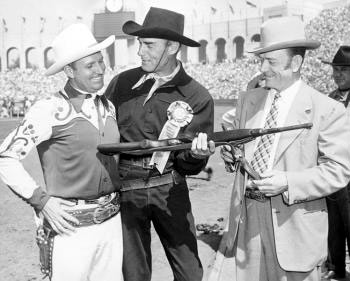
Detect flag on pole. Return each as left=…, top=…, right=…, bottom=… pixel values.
left=210, top=6, right=217, bottom=14
left=2, top=18, right=8, bottom=32
left=229, top=4, right=234, bottom=15
left=40, top=17, right=46, bottom=33
left=246, top=1, right=257, bottom=8
left=22, top=16, right=26, bottom=24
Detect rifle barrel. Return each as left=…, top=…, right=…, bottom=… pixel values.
left=97, top=122, right=313, bottom=155
left=250, top=123, right=313, bottom=137
left=210, top=122, right=312, bottom=143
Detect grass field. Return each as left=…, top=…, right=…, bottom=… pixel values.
left=0, top=105, right=235, bottom=281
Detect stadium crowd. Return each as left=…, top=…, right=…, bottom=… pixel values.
left=0, top=4, right=349, bottom=117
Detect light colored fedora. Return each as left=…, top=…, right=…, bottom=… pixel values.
left=45, top=23, right=115, bottom=76
left=249, top=17, right=320, bottom=54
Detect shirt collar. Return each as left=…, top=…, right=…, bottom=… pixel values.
left=132, top=61, right=181, bottom=90
left=270, top=79, right=301, bottom=98
left=337, top=89, right=350, bottom=100
left=158, top=62, right=181, bottom=82
left=267, top=79, right=301, bottom=106
left=62, top=82, right=109, bottom=112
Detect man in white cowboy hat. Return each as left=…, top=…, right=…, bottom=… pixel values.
left=105, top=6, right=215, bottom=281
left=321, top=45, right=350, bottom=280
left=218, top=16, right=350, bottom=280
left=0, top=23, right=123, bottom=281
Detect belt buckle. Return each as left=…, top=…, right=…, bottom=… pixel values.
left=245, top=189, right=268, bottom=203
left=93, top=207, right=106, bottom=224
left=93, top=201, right=120, bottom=224
left=97, top=194, right=113, bottom=205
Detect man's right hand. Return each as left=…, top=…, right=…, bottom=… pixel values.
left=40, top=197, right=80, bottom=235
left=220, top=145, right=244, bottom=173
left=220, top=145, right=234, bottom=163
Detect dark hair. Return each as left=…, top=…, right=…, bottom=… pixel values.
left=67, top=62, right=76, bottom=70
left=287, top=47, right=306, bottom=60
left=284, top=47, right=306, bottom=70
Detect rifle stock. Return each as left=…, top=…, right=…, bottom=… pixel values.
left=98, top=123, right=312, bottom=156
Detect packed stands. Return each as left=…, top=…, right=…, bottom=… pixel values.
left=0, top=5, right=349, bottom=117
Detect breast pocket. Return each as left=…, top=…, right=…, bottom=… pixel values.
left=117, top=100, right=136, bottom=127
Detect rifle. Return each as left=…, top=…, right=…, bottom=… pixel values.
left=98, top=123, right=312, bottom=156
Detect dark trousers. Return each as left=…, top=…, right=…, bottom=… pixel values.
left=326, top=187, right=350, bottom=275
left=120, top=180, right=203, bottom=281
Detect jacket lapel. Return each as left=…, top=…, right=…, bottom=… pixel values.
left=273, top=81, right=312, bottom=165
left=244, top=88, right=269, bottom=162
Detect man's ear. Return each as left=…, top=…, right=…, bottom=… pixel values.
left=291, top=55, right=303, bottom=73
left=63, top=65, right=74, bottom=78
left=167, top=41, right=180, bottom=55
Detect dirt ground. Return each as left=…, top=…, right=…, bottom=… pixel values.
left=1, top=106, right=349, bottom=281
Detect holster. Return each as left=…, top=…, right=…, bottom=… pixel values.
left=36, top=224, right=56, bottom=279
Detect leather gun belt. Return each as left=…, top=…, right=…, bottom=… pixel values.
left=121, top=172, right=174, bottom=192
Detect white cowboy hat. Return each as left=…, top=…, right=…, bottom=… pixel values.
left=248, top=17, right=320, bottom=54
left=45, top=23, right=115, bottom=76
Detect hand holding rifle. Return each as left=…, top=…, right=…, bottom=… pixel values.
left=98, top=123, right=312, bottom=157
left=98, top=123, right=312, bottom=195
left=190, top=132, right=216, bottom=159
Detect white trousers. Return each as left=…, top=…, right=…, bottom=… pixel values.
left=51, top=213, right=123, bottom=281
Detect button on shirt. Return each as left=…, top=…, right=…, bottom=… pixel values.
left=0, top=82, right=121, bottom=211
left=253, top=80, right=301, bottom=170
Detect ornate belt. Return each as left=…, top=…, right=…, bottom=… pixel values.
left=65, top=193, right=120, bottom=227
left=245, top=189, right=268, bottom=202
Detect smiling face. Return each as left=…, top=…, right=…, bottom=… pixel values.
left=332, top=65, right=350, bottom=90
left=137, top=37, right=177, bottom=76
left=258, top=49, right=296, bottom=92
left=67, top=51, right=106, bottom=93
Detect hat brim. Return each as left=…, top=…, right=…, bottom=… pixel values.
left=321, top=60, right=350, bottom=66
left=122, top=21, right=200, bottom=47
left=248, top=39, right=320, bottom=54
left=45, top=35, right=115, bottom=76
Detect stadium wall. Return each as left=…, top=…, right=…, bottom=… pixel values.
left=0, top=0, right=343, bottom=71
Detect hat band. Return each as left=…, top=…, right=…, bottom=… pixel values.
left=259, top=38, right=307, bottom=48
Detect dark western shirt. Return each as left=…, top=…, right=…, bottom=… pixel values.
left=105, top=64, right=214, bottom=176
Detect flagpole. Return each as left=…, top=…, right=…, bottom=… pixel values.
left=227, top=1, right=230, bottom=39
left=39, top=17, right=42, bottom=47
left=245, top=2, right=248, bottom=38
left=21, top=17, right=25, bottom=69
left=1, top=20, right=4, bottom=71
left=58, top=17, right=63, bottom=32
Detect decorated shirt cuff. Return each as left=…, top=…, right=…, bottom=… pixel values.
left=186, top=150, right=207, bottom=162
left=26, top=187, right=50, bottom=211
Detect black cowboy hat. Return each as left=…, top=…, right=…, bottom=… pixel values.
left=122, top=7, right=200, bottom=47
left=322, top=46, right=350, bottom=66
